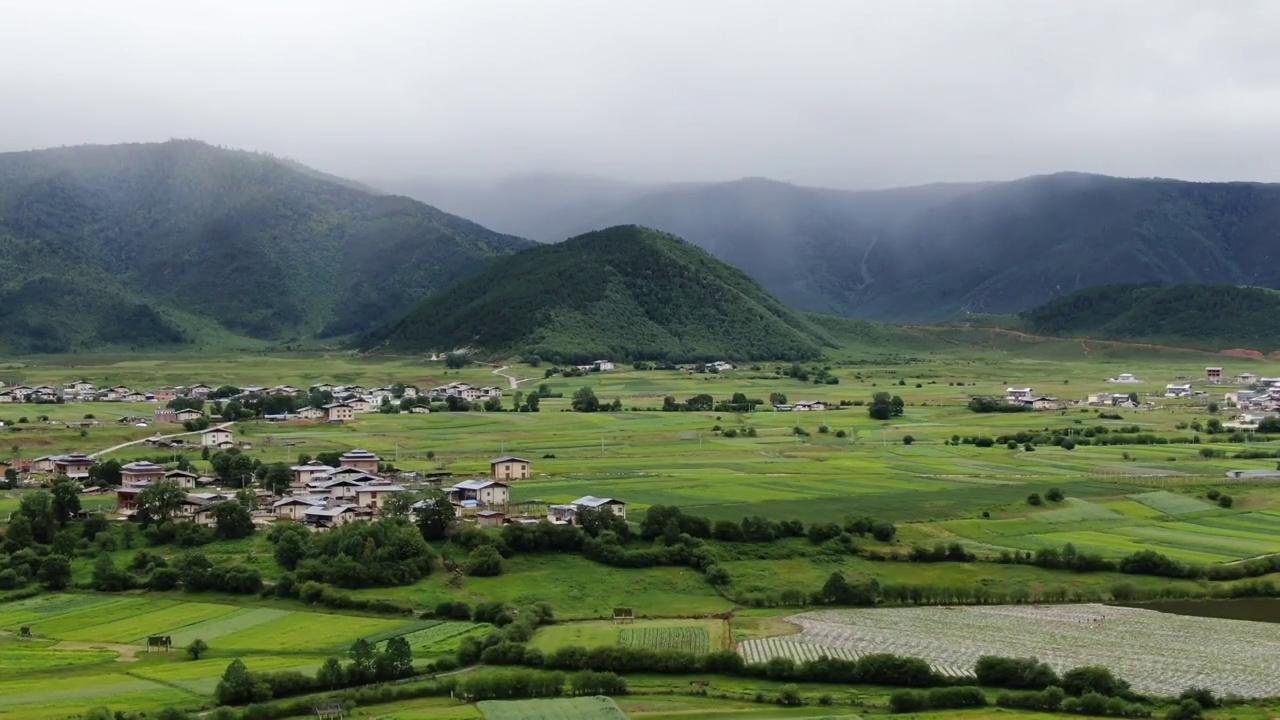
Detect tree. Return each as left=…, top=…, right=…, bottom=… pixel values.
left=1207, top=401, right=1220, bottom=414
left=262, top=463, right=292, bottom=496
left=186, top=638, right=209, bottom=660
left=215, top=658, right=268, bottom=705
left=769, top=392, right=788, bottom=405
left=91, top=553, right=129, bottom=592
left=1046, top=488, right=1065, bottom=502
left=1167, top=699, right=1203, bottom=720
left=466, top=545, right=503, bottom=576
left=571, top=386, right=600, bottom=412
left=17, top=491, right=56, bottom=544
left=212, top=502, right=255, bottom=540
left=347, top=638, right=377, bottom=684
left=1027, top=493, right=1043, bottom=506
left=87, top=458, right=122, bottom=487
left=414, top=491, right=454, bottom=541
left=526, top=394, right=541, bottom=412
left=382, top=492, right=414, bottom=518
left=445, top=353, right=468, bottom=369
left=234, top=488, right=257, bottom=510
left=317, top=657, right=345, bottom=689
left=868, top=392, right=901, bottom=420
left=210, top=450, right=254, bottom=487
left=902, top=435, right=915, bottom=445
left=382, top=636, right=414, bottom=679
left=37, top=554, right=72, bottom=590
left=137, top=480, right=187, bottom=524
left=2, top=468, right=16, bottom=486
left=1217, top=494, right=1234, bottom=508
left=4, top=514, right=34, bottom=551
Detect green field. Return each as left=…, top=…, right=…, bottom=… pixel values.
left=531, top=619, right=728, bottom=653
left=0, top=594, right=417, bottom=653
left=620, top=625, right=713, bottom=654
left=478, top=696, right=628, bottom=720
left=5, top=344, right=1280, bottom=716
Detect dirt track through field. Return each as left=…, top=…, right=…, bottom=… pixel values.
left=52, top=640, right=140, bottom=662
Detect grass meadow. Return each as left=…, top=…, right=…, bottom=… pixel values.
left=5, top=337, right=1280, bottom=715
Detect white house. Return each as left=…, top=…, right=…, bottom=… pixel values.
left=592, top=360, right=615, bottom=371
left=793, top=400, right=827, bottom=411
left=549, top=496, right=627, bottom=524
left=1165, top=383, right=1193, bottom=398
left=1006, top=388, right=1034, bottom=402
left=200, top=428, right=233, bottom=447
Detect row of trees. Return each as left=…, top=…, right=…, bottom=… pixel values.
left=215, top=636, right=416, bottom=706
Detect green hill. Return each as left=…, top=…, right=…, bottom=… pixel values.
left=1021, top=283, right=1280, bottom=351
left=365, top=225, right=833, bottom=362
left=405, top=173, right=1280, bottom=321
left=0, top=140, right=532, bottom=353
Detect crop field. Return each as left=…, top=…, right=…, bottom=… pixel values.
left=478, top=696, right=628, bottom=720
left=129, top=654, right=329, bottom=694
left=620, top=625, right=712, bottom=654
left=389, top=621, right=489, bottom=656
left=0, top=672, right=197, bottom=719
left=0, top=594, right=419, bottom=653
left=532, top=619, right=728, bottom=652
left=0, top=643, right=116, bottom=675
left=740, top=605, right=1280, bottom=697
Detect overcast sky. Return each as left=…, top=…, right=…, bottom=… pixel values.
left=3, top=0, right=1279, bottom=188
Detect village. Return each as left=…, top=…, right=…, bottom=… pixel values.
left=996, top=366, right=1280, bottom=426
left=0, top=378, right=511, bottom=424
left=13, top=446, right=625, bottom=534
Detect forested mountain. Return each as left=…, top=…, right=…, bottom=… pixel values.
left=396, top=172, right=1280, bottom=321
left=1021, top=283, right=1280, bottom=351
left=364, top=225, right=833, bottom=362
left=0, top=140, right=532, bottom=353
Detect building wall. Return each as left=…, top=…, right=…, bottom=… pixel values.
left=492, top=461, right=530, bottom=480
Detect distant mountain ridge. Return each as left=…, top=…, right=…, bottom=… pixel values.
left=365, top=225, right=833, bottom=362
left=0, top=140, right=533, bottom=352
left=391, top=172, right=1280, bottom=321
left=1020, top=282, right=1280, bottom=352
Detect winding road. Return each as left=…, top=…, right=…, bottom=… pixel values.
left=491, top=365, right=533, bottom=390
left=90, top=421, right=236, bottom=459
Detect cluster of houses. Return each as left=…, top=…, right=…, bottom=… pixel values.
left=1004, top=388, right=1064, bottom=411
left=773, top=400, right=828, bottom=412
left=0, top=379, right=431, bottom=412
left=424, top=383, right=504, bottom=402
left=61, top=447, right=628, bottom=532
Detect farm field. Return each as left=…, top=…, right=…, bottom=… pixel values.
left=0, top=594, right=419, bottom=653
left=352, top=554, right=734, bottom=619
left=738, top=604, right=1280, bottom=697
left=531, top=618, right=728, bottom=653
left=478, top=696, right=629, bottom=720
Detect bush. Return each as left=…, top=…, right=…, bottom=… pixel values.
left=1027, top=493, right=1043, bottom=506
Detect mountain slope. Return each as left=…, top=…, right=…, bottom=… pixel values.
left=366, top=225, right=832, bottom=362
left=0, top=140, right=532, bottom=352
left=1020, top=282, right=1280, bottom=351
left=396, top=172, right=1280, bottom=321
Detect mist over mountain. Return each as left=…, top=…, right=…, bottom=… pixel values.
left=0, top=140, right=532, bottom=353
left=393, top=172, right=1280, bottom=320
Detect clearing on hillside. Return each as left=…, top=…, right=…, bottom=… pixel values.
left=737, top=604, right=1280, bottom=697
left=478, top=696, right=627, bottom=720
